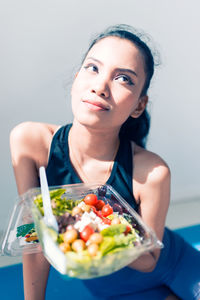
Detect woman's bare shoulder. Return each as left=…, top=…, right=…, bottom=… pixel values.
left=10, top=121, right=59, bottom=137
left=133, top=143, right=171, bottom=185
left=10, top=121, right=60, bottom=146
left=10, top=122, right=60, bottom=166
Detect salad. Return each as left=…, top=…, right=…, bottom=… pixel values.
left=31, top=184, right=160, bottom=279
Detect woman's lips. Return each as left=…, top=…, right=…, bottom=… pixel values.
left=82, top=100, right=109, bottom=111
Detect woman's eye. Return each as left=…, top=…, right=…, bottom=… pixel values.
left=84, top=64, right=98, bottom=73
left=115, top=75, right=134, bottom=85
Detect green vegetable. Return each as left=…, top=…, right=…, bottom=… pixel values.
left=100, top=233, right=136, bottom=256
left=66, top=250, right=92, bottom=264
left=100, top=223, right=137, bottom=256
left=57, top=234, right=64, bottom=244
left=99, top=236, right=116, bottom=255
left=34, top=188, right=81, bottom=216
left=101, top=224, right=127, bottom=237
left=17, top=223, right=35, bottom=237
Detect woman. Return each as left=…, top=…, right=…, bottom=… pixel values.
left=10, top=25, right=200, bottom=300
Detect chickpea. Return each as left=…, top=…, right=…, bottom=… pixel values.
left=72, top=206, right=83, bottom=216
left=111, top=217, right=121, bottom=225
left=88, top=243, right=99, bottom=257
left=59, top=242, right=71, bottom=253
left=66, top=224, right=74, bottom=231
left=88, top=233, right=103, bottom=244
left=81, top=204, right=91, bottom=212
left=63, top=229, right=78, bottom=244
left=71, top=239, right=86, bottom=252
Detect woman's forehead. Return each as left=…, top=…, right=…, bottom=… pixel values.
left=85, top=36, right=145, bottom=73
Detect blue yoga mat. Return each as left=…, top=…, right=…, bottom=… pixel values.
left=0, top=263, right=94, bottom=300
left=174, top=224, right=200, bottom=250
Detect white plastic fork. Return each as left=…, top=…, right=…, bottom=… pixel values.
left=39, top=166, right=58, bottom=232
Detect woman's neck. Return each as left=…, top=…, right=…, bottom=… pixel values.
left=69, top=121, right=120, bottom=161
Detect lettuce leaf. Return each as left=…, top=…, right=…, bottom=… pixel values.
left=100, top=233, right=136, bottom=256
left=34, top=188, right=81, bottom=216
left=101, top=224, right=127, bottom=237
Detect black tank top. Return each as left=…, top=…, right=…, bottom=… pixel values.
left=46, top=124, right=138, bottom=211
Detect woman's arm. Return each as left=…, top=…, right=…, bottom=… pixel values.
left=10, top=122, right=58, bottom=194
left=10, top=121, right=58, bottom=300
left=129, top=145, right=171, bottom=272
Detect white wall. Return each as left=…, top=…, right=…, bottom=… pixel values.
left=1, top=0, right=200, bottom=233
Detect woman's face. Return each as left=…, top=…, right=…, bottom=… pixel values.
left=71, top=36, right=147, bottom=132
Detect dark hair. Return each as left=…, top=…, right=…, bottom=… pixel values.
left=83, top=24, right=156, bottom=148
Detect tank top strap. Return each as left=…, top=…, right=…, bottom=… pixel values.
left=107, top=136, right=138, bottom=211
left=46, top=124, right=80, bottom=186
left=47, top=123, right=72, bottom=166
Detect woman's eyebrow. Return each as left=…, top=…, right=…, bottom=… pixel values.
left=116, top=68, right=138, bottom=77
left=86, top=57, right=103, bottom=65
left=86, top=56, right=138, bottom=77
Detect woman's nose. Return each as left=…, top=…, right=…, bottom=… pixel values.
left=91, top=77, right=110, bottom=98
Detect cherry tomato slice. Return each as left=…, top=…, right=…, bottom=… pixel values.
left=125, top=225, right=131, bottom=235
left=80, top=225, right=94, bottom=242
left=96, top=210, right=103, bottom=218
left=90, top=206, right=98, bottom=214
left=84, top=194, right=98, bottom=206
left=101, top=217, right=111, bottom=225
left=95, top=200, right=105, bottom=210
left=101, top=204, right=113, bottom=217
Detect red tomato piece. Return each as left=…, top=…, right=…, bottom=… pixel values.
left=125, top=225, right=131, bottom=235
left=90, top=206, right=97, bottom=214
left=101, top=204, right=113, bottom=217
left=101, top=217, right=111, bottom=225
left=84, top=194, right=98, bottom=206
left=80, top=225, right=94, bottom=242
left=96, top=210, right=103, bottom=218
left=95, top=200, right=105, bottom=210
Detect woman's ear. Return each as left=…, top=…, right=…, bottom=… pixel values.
left=131, top=95, right=148, bottom=118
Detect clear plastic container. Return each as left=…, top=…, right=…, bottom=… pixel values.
left=1, top=188, right=42, bottom=256
left=1, top=183, right=163, bottom=279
